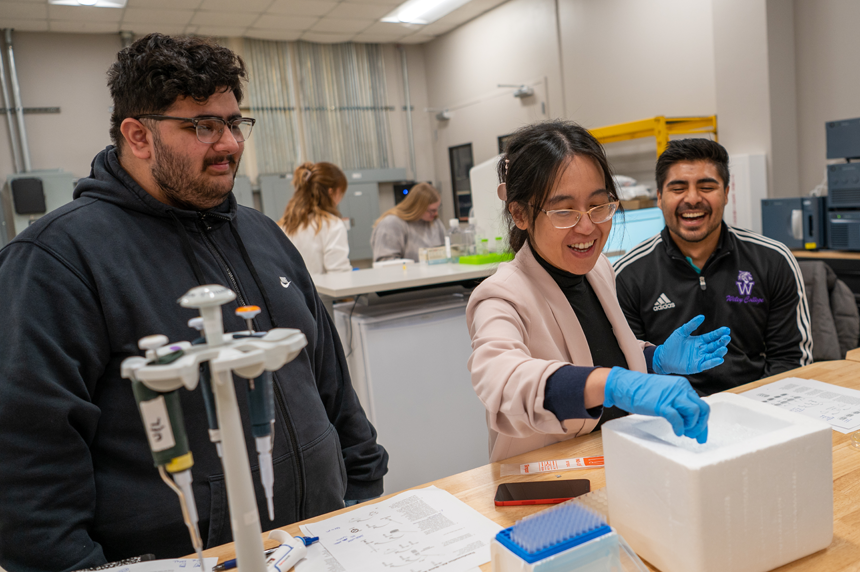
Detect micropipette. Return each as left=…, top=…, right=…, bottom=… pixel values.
left=189, top=317, right=223, bottom=458
left=235, top=305, right=277, bottom=521
left=132, top=334, right=205, bottom=569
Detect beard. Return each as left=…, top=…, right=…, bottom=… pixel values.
left=150, top=130, right=240, bottom=211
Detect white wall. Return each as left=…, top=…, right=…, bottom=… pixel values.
left=795, top=0, right=860, bottom=195
left=0, top=32, right=120, bottom=182
left=559, top=0, right=716, bottom=186
left=421, top=0, right=717, bottom=199
left=422, top=0, right=564, bottom=223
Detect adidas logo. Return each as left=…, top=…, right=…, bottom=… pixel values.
left=653, top=293, right=675, bottom=311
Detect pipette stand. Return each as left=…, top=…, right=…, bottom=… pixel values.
left=121, top=285, right=307, bottom=572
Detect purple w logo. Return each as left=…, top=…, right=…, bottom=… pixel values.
left=736, top=271, right=755, bottom=295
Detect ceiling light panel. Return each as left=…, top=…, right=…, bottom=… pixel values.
left=48, top=0, right=127, bottom=7
left=381, top=0, right=472, bottom=25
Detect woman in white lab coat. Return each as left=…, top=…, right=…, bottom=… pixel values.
left=279, top=162, right=352, bottom=275
left=370, top=182, right=447, bottom=262
left=466, top=120, right=731, bottom=461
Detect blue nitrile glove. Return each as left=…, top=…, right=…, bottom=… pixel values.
left=604, top=367, right=709, bottom=443
left=652, top=315, right=731, bottom=375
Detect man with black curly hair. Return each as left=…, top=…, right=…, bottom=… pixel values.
left=0, top=34, right=388, bottom=572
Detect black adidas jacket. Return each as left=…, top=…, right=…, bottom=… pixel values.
left=0, top=147, right=388, bottom=572
left=614, top=223, right=812, bottom=395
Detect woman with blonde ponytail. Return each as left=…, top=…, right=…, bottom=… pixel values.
left=278, top=162, right=352, bottom=274
left=370, top=182, right=446, bottom=262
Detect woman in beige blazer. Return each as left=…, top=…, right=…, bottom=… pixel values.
left=466, top=121, right=731, bottom=462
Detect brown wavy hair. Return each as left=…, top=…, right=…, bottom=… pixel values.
left=278, top=162, right=347, bottom=235
left=374, top=183, right=440, bottom=227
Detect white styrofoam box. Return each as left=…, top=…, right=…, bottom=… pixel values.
left=602, top=393, right=833, bottom=572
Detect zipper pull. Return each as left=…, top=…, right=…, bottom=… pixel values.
left=197, top=213, right=212, bottom=231
left=699, top=276, right=706, bottom=291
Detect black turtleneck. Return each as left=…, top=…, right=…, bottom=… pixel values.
left=533, top=246, right=639, bottom=425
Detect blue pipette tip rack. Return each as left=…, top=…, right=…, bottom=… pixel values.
left=491, top=501, right=649, bottom=572
left=496, top=503, right=610, bottom=563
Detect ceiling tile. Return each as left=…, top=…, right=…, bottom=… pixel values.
left=360, top=21, right=418, bottom=35
left=121, top=8, right=194, bottom=24
left=311, top=18, right=372, bottom=33
left=48, top=5, right=123, bottom=22
left=300, top=31, right=353, bottom=43
left=418, top=21, right=457, bottom=36
left=190, top=11, right=258, bottom=26
left=397, top=33, right=437, bottom=44
left=198, top=0, right=273, bottom=12
left=49, top=20, right=121, bottom=32
left=326, top=2, right=392, bottom=20
left=192, top=25, right=250, bottom=36
left=0, top=2, right=47, bottom=19
left=352, top=33, right=407, bottom=43
left=126, top=0, right=202, bottom=8
left=252, top=14, right=318, bottom=31
left=244, top=28, right=302, bottom=41
left=126, top=24, right=190, bottom=36
left=0, top=18, right=49, bottom=31
left=267, top=0, right=337, bottom=17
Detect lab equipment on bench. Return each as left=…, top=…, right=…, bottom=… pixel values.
left=491, top=501, right=648, bottom=572
left=761, top=196, right=826, bottom=250
left=121, top=285, right=308, bottom=572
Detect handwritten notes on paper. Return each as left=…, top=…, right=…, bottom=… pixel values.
left=742, top=377, right=860, bottom=433
left=302, top=487, right=500, bottom=572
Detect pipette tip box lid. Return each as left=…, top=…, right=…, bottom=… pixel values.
left=602, top=392, right=833, bottom=572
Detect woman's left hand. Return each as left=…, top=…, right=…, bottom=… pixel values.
left=652, top=315, right=731, bottom=375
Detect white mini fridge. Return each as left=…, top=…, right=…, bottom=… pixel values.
left=334, top=294, right=489, bottom=495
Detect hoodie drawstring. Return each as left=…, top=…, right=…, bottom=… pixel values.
left=229, top=221, right=280, bottom=329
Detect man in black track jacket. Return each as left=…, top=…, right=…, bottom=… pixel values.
left=614, top=139, right=812, bottom=396
left=0, top=34, right=387, bottom=572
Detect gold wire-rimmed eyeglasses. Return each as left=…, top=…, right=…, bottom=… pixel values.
left=536, top=201, right=620, bottom=229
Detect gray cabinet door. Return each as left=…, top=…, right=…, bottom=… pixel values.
left=339, top=183, right=379, bottom=261
left=259, top=174, right=293, bottom=222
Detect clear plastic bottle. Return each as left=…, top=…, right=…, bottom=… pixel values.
left=478, top=238, right=489, bottom=255
left=494, top=236, right=504, bottom=254
left=447, top=218, right=463, bottom=260
left=464, top=210, right=478, bottom=256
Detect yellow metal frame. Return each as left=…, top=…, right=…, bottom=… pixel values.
left=589, top=115, right=718, bottom=157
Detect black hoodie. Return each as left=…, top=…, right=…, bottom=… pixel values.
left=0, top=147, right=388, bottom=572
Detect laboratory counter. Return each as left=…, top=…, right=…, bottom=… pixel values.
left=312, top=262, right=500, bottom=315
left=200, top=358, right=860, bottom=571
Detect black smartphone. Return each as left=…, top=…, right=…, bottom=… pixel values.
left=494, top=479, right=590, bottom=506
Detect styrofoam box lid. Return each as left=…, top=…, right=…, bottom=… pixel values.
left=602, top=393, right=833, bottom=470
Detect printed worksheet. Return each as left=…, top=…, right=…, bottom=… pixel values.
left=298, top=524, right=346, bottom=572
left=304, top=487, right=500, bottom=572
left=104, top=557, right=217, bottom=572
left=741, top=376, right=860, bottom=433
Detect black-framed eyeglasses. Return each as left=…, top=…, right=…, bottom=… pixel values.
left=135, top=114, right=256, bottom=144
left=537, top=201, right=619, bottom=229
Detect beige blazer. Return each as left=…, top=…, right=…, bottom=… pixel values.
left=466, top=242, right=649, bottom=462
